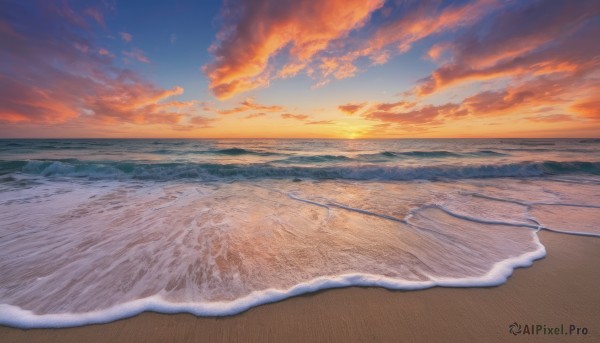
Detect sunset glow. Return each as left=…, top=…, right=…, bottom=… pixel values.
left=1, top=0, right=599, bottom=138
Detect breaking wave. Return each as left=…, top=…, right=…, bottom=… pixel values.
left=1, top=159, right=599, bottom=181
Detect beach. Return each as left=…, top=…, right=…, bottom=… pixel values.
left=1, top=230, right=598, bottom=342
left=3, top=0, right=600, bottom=340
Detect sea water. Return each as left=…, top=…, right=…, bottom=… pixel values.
left=0, top=138, right=599, bottom=327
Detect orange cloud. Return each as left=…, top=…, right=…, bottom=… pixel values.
left=86, top=82, right=186, bottom=124
left=281, top=113, right=309, bottom=121
left=245, top=113, right=267, bottom=119
left=216, top=98, right=284, bottom=115
left=372, top=101, right=412, bottom=112
left=359, top=72, right=598, bottom=129
left=306, top=120, right=335, bottom=125
left=204, top=0, right=506, bottom=99
left=188, top=116, right=216, bottom=128
left=571, top=99, right=600, bottom=121
left=525, top=114, right=574, bottom=123
left=338, top=102, right=366, bottom=115
left=364, top=103, right=465, bottom=125
left=204, top=0, right=384, bottom=99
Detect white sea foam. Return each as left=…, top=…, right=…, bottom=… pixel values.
left=0, top=237, right=545, bottom=329
left=0, top=175, right=598, bottom=328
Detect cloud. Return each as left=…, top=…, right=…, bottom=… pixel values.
left=281, top=113, right=309, bottom=121
left=203, top=0, right=385, bottom=99
left=359, top=72, right=598, bottom=128
left=415, top=0, right=600, bottom=95
left=188, top=116, right=216, bottom=128
left=86, top=83, right=186, bottom=124
left=338, top=102, right=366, bottom=115
left=306, top=120, right=335, bottom=125
left=98, top=48, right=114, bottom=58
left=216, top=98, right=283, bottom=115
left=372, top=101, right=413, bottom=112
left=0, top=2, right=187, bottom=126
left=123, top=48, right=149, bottom=63
left=571, top=99, right=600, bottom=121
left=525, top=114, right=574, bottom=123
left=84, top=8, right=105, bottom=27
left=245, top=113, right=266, bottom=119
left=348, top=0, right=600, bottom=133
left=204, top=0, right=503, bottom=99
left=119, top=31, right=132, bottom=42
left=351, top=0, right=497, bottom=67
left=364, top=103, right=465, bottom=125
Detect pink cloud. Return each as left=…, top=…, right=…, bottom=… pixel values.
left=119, top=31, right=132, bottom=42
left=0, top=3, right=188, bottom=127
left=123, top=48, right=149, bottom=63
left=84, top=8, right=105, bottom=27
left=415, top=1, right=600, bottom=95
left=98, top=48, right=114, bottom=58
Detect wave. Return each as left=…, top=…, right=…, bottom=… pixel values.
left=150, top=147, right=283, bottom=156
left=208, top=148, right=281, bottom=156
left=362, top=150, right=462, bottom=158
left=473, top=150, right=507, bottom=156
left=398, top=150, right=463, bottom=158
left=2, top=159, right=599, bottom=181
left=273, top=155, right=353, bottom=163
left=359, top=150, right=507, bottom=159
left=517, top=141, right=555, bottom=146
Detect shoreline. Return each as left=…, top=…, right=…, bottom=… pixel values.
left=1, top=230, right=598, bottom=342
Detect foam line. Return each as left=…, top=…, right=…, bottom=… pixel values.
left=464, top=192, right=600, bottom=209
left=327, top=202, right=406, bottom=223
left=539, top=227, right=600, bottom=238
left=0, top=234, right=546, bottom=329
left=413, top=204, right=541, bottom=229
left=288, top=193, right=405, bottom=223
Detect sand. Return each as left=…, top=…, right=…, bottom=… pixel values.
left=1, top=230, right=598, bottom=342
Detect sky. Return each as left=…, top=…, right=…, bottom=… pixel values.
left=0, top=0, right=599, bottom=138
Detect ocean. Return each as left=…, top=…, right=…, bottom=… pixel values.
left=0, top=138, right=599, bottom=328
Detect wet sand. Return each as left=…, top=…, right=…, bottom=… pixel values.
left=1, top=230, right=598, bottom=342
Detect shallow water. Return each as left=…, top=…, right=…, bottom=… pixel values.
left=0, top=139, right=598, bottom=327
